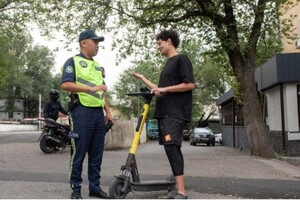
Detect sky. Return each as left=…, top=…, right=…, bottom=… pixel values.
left=32, top=28, right=131, bottom=89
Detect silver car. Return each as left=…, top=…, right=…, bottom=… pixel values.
left=189, top=127, right=215, bottom=146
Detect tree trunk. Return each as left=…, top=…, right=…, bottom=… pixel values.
left=238, top=63, right=275, bottom=158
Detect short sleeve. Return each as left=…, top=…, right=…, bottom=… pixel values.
left=61, top=57, right=75, bottom=84
left=179, top=55, right=195, bottom=83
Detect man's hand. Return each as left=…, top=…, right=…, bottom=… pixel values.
left=132, top=70, right=144, bottom=80
left=151, top=87, right=166, bottom=96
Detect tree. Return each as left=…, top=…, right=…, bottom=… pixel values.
left=0, top=29, right=32, bottom=118
left=0, top=30, right=56, bottom=118
left=23, top=45, right=56, bottom=117
left=179, top=38, right=234, bottom=125
left=112, top=61, right=162, bottom=119
left=31, top=0, right=293, bottom=157
left=0, top=1, right=64, bottom=118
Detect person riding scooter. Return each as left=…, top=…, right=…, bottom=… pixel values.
left=43, top=89, right=68, bottom=121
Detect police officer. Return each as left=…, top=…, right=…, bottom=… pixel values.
left=61, top=29, right=113, bottom=199
left=43, top=89, right=68, bottom=121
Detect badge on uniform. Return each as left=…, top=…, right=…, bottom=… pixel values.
left=65, top=66, right=74, bottom=73
left=80, top=61, right=87, bottom=68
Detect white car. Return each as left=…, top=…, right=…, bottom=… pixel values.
left=214, top=133, right=222, bottom=145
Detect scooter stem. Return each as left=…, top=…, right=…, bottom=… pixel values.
left=129, top=102, right=150, bottom=154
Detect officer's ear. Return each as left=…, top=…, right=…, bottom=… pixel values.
left=79, top=41, right=84, bottom=48
left=80, top=40, right=88, bottom=48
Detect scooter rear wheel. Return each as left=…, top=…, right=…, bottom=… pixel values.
left=109, top=178, right=129, bottom=199
left=40, top=137, right=55, bottom=153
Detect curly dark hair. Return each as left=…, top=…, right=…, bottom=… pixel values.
left=156, top=29, right=180, bottom=49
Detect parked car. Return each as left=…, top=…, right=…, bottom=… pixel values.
left=147, top=128, right=159, bottom=140
left=214, top=132, right=222, bottom=145
left=182, top=129, right=190, bottom=141
left=190, top=127, right=215, bottom=146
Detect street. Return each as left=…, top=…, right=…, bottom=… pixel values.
left=0, top=131, right=300, bottom=199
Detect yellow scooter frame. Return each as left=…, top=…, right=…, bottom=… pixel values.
left=108, top=88, right=175, bottom=199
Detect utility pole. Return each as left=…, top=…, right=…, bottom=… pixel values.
left=38, top=94, right=41, bottom=130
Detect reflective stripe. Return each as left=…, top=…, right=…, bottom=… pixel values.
left=85, top=91, right=104, bottom=100
left=77, top=77, right=104, bottom=100
left=77, top=77, right=96, bottom=87
left=68, top=115, right=76, bottom=191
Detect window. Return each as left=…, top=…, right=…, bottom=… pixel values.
left=222, top=102, right=233, bottom=125
left=221, top=101, right=244, bottom=126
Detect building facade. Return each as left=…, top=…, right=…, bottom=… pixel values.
left=0, top=99, right=25, bottom=121
left=216, top=1, right=300, bottom=155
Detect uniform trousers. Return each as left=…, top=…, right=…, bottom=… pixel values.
left=69, top=105, right=105, bottom=193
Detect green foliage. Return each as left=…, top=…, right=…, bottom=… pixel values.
left=180, top=38, right=233, bottom=122
left=0, top=29, right=57, bottom=117
left=0, top=37, right=14, bottom=91
left=112, top=60, right=162, bottom=119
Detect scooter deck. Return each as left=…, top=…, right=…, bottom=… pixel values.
left=131, top=180, right=175, bottom=191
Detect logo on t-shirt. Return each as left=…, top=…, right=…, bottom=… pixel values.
left=165, top=134, right=172, bottom=142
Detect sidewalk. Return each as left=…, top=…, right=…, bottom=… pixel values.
left=281, top=156, right=300, bottom=167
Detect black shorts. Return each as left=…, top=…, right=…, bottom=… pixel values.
left=158, top=117, right=185, bottom=146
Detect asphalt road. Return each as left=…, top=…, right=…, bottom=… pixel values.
left=0, top=131, right=300, bottom=199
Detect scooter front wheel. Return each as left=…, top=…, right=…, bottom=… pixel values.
left=109, top=178, right=129, bottom=199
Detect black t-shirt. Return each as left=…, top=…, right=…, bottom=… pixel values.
left=154, top=54, right=195, bottom=122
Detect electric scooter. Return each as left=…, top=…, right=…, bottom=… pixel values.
left=108, top=87, right=175, bottom=199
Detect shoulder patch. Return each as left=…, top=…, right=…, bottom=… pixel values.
left=65, top=66, right=74, bottom=73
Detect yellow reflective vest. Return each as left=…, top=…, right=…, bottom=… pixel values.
left=73, top=56, right=105, bottom=107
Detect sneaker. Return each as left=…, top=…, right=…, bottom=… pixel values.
left=173, top=192, right=188, bottom=199
left=71, top=192, right=82, bottom=199
left=160, top=189, right=177, bottom=199
left=89, top=188, right=110, bottom=199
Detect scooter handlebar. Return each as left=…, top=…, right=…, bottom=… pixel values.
left=126, top=92, right=154, bottom=97
left=126, top=87, right=153, bottom=97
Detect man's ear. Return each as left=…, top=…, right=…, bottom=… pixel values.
left=167, top=38, right=172, bottom=45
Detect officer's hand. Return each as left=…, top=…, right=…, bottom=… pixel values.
left=105, top=113, right=114, bottom=124
left=98, top=85, right=107, bottom=92
left=90, top=85, right=107, bottom=92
